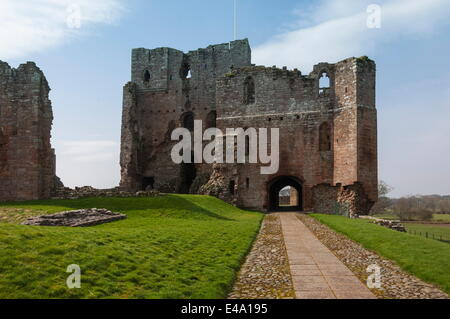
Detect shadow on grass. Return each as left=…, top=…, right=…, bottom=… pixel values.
left=0, top=194, right=236, bottom=222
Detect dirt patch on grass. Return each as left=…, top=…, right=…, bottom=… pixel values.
left=229, top=215, right=295, bottom=299
left=0, top=208, right=47, bottom=224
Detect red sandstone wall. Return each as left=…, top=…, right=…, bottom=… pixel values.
left=120, top=40, right=252, bottom=192
left=356, top=59, right=378, bottom=202
left=0, top=61, right=56, bottom=201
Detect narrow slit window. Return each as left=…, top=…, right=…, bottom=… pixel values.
left=319, top=122, right=332, bottom=151
left=244, top=76, right=255, bottom=105
left=229, top=180, right=236, bottom=195
left=143, top=70, right=150, bottom=83
left=206, top=111, right=217, bottom=129
left=182, top=112, right=195, bottom=131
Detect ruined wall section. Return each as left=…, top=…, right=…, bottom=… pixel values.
left=212, top=57, right=378, bottom=213
left=312, top=182, right=373, bottom=218
left=119, top=82, right=141, bottom=190
left=215, top=65, right=337, bottom=210
left=355, top=58, right=378, bottom=202
left=0, top=61, right=56, bottom=201
left=333, top=57, right=377, bottom=204
left=333, top=58, right=359, bottom=187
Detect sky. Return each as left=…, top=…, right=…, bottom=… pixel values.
left=1, top=0, right=449, bottom=198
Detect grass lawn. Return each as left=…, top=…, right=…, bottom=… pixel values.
left=311, top=214, right=450, bottom=295
left=404, top=223, right=450, bottom=242
left=0, top=195, right=263, bottom=299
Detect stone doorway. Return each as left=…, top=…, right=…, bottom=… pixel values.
left=142, top=177, right=155, bottom=191
left=178, top=152, right=197, bottom=194
left=269, top=176, right=303, bottom=211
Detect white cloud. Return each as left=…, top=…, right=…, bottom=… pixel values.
left=253, top=0, right=450, bottom=72
left=60, top=140, right=117, bottom=162
left=56, top=140, right=120, bottom=188
left=0, top=0, right=125, bottom=60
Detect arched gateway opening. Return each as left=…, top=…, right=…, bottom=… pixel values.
left=269, top=176, right=303, bottom=212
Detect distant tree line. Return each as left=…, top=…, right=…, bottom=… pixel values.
left=370, top=181, right=450, bottom=221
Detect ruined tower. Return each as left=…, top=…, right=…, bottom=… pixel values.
left=0, top=61, right=56, bottom=201
left=120, top=39, right=378, bottom=215
left=120, top=39, right=251, bottom=193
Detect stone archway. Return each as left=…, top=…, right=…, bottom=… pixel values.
left=268, top=176, right=303, bottom=212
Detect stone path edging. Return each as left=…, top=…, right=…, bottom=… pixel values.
left=279, top=213, right=376, bottom=299
left=298, top=213, right=449, bottom=299
left=229, top=215, right=295, bottom=299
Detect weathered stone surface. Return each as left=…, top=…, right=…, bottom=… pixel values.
left=22, top=208, right=127, bottom=227
left=0, top=61, right=56, bottom=201
left=119, top=40, right=378, bottom=214
left=52, top=186, right=160, bottom=200
left=312, top=182, right=374, bottom=218
left=229, top=215, right=295, bottom=299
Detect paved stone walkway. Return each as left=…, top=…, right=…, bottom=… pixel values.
left=279, top=213, right=376, bottom=299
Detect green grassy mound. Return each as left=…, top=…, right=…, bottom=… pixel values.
left=311, top=214, right=450, bottom=295
left=0, top=195, right=263, bottom=299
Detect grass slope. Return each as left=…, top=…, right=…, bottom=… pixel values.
left=311, top=214, right=450, bottom=295
left=0, top=195, right=263, bottom=299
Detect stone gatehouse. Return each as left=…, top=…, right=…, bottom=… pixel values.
left=119, top=39, right=378, bottom=215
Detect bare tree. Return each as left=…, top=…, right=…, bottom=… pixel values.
left=394, top=196, right=433, bottom=221
left=370, top=180, right=393, bottom=215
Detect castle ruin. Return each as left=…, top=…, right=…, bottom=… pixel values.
left=0, top=61, right=57, bottom=201
left=120, top=39, right=378, bottom=215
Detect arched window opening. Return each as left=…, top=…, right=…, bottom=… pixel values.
left=244, top=76, right=255, bottom=105
left=180, top=63, right=191, bottom=79
left=245, top=135, right=250, bottom=157
left=182, top=112, right=195, bottom=132
left=143, top=70, right=150, bottom=83
left=319, top=72, right=330, bottom=94
left=206, top=111, right=217, bottom=129
left=319, top=72, right=330, bottom=88
left=319, top=122, right=332, bottom=151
